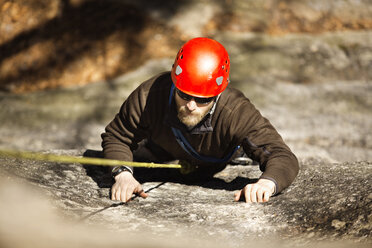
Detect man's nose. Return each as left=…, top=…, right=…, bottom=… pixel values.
left=186, top=99, right=197, bottom=111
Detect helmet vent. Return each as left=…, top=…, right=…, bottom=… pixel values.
left=176, top=65, right=183, bottom=75
left=216, top=76, right=223, bottom=86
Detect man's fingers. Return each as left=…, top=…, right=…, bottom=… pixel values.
left=125, top=192, right=132, bottom=202
left=127, top=185, right=141, bottom=202
left=250, top=185, right=258, bottom=203
left=111, top=174, right=148, bottom=202
left=138, top=190, right=148, bottom=199
left=234, top=190, right=242, bottom=201
left=239, top=182, right=274, bottom=203
left=135, top=186, right=148, bottom=199
left=121, top=186, right=130, bottom=202
left=244, top=185, right=252, bottom=202
left=263, top=191, right=271, bottom=202
left=257, top=188, right=264, bottom=203
left=111, top=187, right=116, bottom=200
left=116, top=188, right=123, bottom=201
left=111, top=187, right=129, bottom=202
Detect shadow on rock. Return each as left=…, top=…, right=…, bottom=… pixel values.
left=82, top=149, right=112, bottom=188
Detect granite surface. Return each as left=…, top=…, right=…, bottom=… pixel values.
left=0, top=151, right=370, bottom=247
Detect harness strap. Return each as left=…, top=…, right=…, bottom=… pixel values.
left=169, top=84, right=240, bottom=163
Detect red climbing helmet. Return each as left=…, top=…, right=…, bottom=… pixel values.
left=171, top=37, right=230, bottom=98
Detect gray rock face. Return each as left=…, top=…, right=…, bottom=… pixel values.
left=0, top=153, right=371, bottom=247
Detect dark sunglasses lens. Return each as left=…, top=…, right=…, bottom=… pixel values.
left=194, top=96, right=214, bottom=104
left=177, top=90, right=192, bottom=101
left=177, top=89, right=214, bottom=104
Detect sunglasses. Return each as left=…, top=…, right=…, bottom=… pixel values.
left=176, top=89, right=215, bottom=104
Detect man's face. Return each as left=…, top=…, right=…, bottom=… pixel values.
left=175, top=89, right=215, bottom=128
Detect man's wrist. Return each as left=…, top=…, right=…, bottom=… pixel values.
left=111, top=166, right=133, bottom=178
left=114, top=170, right=133, bottom=181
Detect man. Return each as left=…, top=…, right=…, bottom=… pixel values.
left=101, top=37, right=299, bottom=203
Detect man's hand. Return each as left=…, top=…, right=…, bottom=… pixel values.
left=111, top=171, right=148, bottom=202
left=234, top=179, right=276, bottom=203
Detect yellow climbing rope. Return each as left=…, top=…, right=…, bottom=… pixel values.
left=0, top=149, right=181, bottom=169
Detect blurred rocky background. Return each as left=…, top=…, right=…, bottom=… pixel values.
left=0, top=0, right=371, bottom=247
left=1, top=0, right=371, bottom=92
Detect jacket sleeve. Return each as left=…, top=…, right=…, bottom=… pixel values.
left=230, top=99, right=299, bottom=194
left=101, top=85, right=149, bottom=163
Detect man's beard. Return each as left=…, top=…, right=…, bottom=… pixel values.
left=177, top=105, right=212, bottom=128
